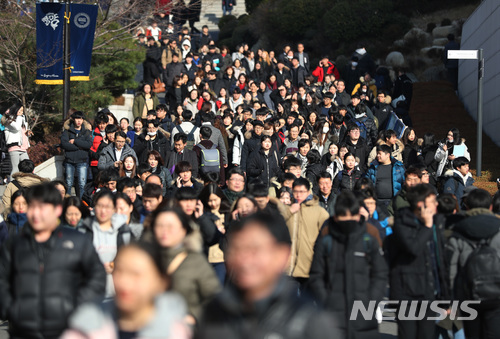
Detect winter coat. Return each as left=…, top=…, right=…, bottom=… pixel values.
left=89, top=127, right=104, bottom=167
left=2, top=115, right=29, bottom=148
left=166, top=148, right=199, bottom=178
left=345, top=137, right=370, bottom=172
left=435, top=140, right=470, bottom=178
left=98, top=143, right=138, bottom=171
left=61, top=294, right=190, bottom=339
left=388, top=208, right=450, bottom=301
left=387, top=187, right=409, bottom=216
left=280, top=196, right=330, bottom=278
left=165, top=62, right=184, bottom=88
left=367, top=139, right=404, bottom=166
left=445, top=209, right=500, bottom=300
left=61, top=120, right=93, bottom=164
left=312, top=61, right=340, bottom=83
left=332, top=168, right=363, bottom=194
left=246, top=148, right=282, bottom=187
left=240, top=131, right=263, bottom=171
left=282, top=137, right=300, bottom=156
left=353, top=115, right=378, bottom=149
left=2, top=172, right=48, bottom=218
left=171, top=121, right=201, bottom=146
left=309, top=219, right=388, bottom=338
left=443, top=170, right=475, bottom=207
left=144, top=229, right=221, bottom=321
left=5, top=212, right=27, bottom=238
left=372, top=102, right=392, bottom=130
left=152, top=166, right=173, bottom=195
left=231, top=126, right=245, bottom=166
left=200, top=123, right=228, bottom=165
left=306, top=162, right=326, bottom=196
left=0, top=225, right=106, bottom=339
left=318, top=193, right=336, bottom=216
left=365, top=158, right=406, bottom=197
left=196, top=276, right=342, bottom=339
left=134, top=131, right=171, bottom=163
left=132, top=93, right=160, bottom=119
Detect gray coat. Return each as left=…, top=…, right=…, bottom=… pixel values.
left=98, top=143, right=138, bottom=170
left=201, top=122, right=228, bottom=165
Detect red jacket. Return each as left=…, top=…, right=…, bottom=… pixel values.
left=90, top=127, right=103, bottom=167
left=312, top=62, right=340, bottom=83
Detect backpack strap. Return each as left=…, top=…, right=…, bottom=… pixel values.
left=188, top=125, right=197, bottom=136
left=167, top=251, right=188, bottom=275
left=10, top=180, right=22, bottom=190
left=198, top=143, right=207, bottom=151
left=176, top=125, right=185, bottom=134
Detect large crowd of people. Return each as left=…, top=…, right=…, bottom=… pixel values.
left=0, top=17, right=499, bottom=339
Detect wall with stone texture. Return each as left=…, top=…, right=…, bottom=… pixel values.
left=459, top=0, right=500, bottom=146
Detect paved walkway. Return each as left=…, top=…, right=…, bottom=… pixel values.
left=198, top=0, right=247, bottom=32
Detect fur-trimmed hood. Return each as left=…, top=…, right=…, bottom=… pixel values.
left=63, top=118, right=93, bottom=132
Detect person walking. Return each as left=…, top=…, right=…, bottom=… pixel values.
left=1, top=103, right=31, bottom=179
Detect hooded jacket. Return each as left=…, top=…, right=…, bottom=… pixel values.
left=309, top=218, right=388, bottom=338
left=61, top=293, right=190, bottom=339
left=365, top=158, right=406, bottom=198
left=0, top=225, right=106, bottom=339
left=1, top=172, right=48, bottom=218
left=61, top=119, right=93, bottom=164
left=367, top=139, right=404, bottom=166
left=443, top=170, right=474, bottom=207
left=445, top=209, right=500, bottom=299
left=240, top=131, right=263, bottom=171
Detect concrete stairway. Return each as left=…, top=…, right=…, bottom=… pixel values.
left=197, top=0, right=247, bottom=33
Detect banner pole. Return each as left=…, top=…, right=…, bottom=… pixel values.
left=63, top=0, right=71, bottom=120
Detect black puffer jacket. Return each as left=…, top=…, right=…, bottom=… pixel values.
left=134, top=131, right=171, bottom=163
left=61, top=120, right=93, bottom=164
left=0, top=225, right=106, bottom=339
left=196, top=276, right=343, bottom=339
left=240, top=131, right=263, bottom=171
left=332, top=168, right=363, bottom=194
left=345, top=137, right=370, bottom=172
left=306, top=162, right=326, bottom=196
left=309, top=218, right=388, bottom=338
left=388, top=208, right=450, bottom=301
left=246, top=148, right=281, bottom=187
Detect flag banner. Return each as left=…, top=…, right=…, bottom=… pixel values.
left=35, top=2, right=65, bottom=84
left=36, top=3, right=97, bottom=84
left=69, top=4, right=98, bottom=81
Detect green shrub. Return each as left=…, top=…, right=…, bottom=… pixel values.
left=246, top=0, right=265, bottom=14
left=218, top=14, right=237, bottom=30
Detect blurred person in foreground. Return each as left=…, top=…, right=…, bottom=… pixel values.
left=196, top=211, right=341, bottom=339
left=61, top=242, right=191, bottom=339
left=0, top=182, right=106, bottom=339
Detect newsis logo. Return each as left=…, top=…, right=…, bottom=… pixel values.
left=350, top=300, right=481, bottom=321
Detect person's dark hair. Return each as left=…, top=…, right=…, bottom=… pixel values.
left=317, top=171, right=332, bottom=183
left=293, top=177, right=310, bottom=191
left=376, top=144, right=392, bottom=155
left=94, top=112, right=109, bottom=126
left=92, top=189, right=115, bottom=208
left=182, top=110, right=193, bottom=121
left=62, top=196, right=90, bottom=222
left=175, top=161, right=192, bottom=175
left=343, top=151, right=356, bottom=163
left=3, top=103, right=23, bottom=124
left=199, top=183, right=231, bottom=213
left=248, top=183, right=269, bottom=198
left=145, top=174, right=162, bottom=185
left=137, top=163, right=152, bottom=176
left=335, top=190, right=360, bottom=216
left=147, top=150, right=164, bottom=167
left=18, top=159, right=35, bottom=173
left=437, top=194, right=459, bottom=215
left=347, top=123, right=360, bottom=134
left=102, top=168, right=120, bottom=183
left=464, top=189, right=491, bottom=210
left=260, top=135, right=272, bottom=144
left=354, top=177, right=375, bottom=192
left=407, top=184, right=437, bottom=212
left=105, top=124, right=118, bottom=135
left=384, top=129, right=397, bottom=141
left=156, top=103, right=167, bottom=112
left=120, top=117, right=129, bottom=124
left=422, top=133, right=436, bottom=149
left=448, top=127, right=462, bottom=146
left=283, top=172, right=298, bottom=182
left=175, top=187, right=198, bottom=201
left=405, top=166, right=422, bottom=179
left=117, top=241, right=167, bottom=279
left=142, top=183, right=163, bottom=199
left=174, top=132, right=187, bottom=143
left=306, top=149, right=321, bottom=164
left=402, top=128, right=417, bottom=147
left=227, top=167, right=245, bottom=181
left=453, top=156, right=469, bottom=170
left=323, top=92, right=334, bottom=100
left=492, top=191, right=500, bottom=214
left=333, top=113, right=344, bottom=125
left=114, top=192, right=133, bottom=208
left=117, top=177, right=135, bottom=192
left=227, top=211, right=291, bottom=245
left=283, top=156, right=302, bottom=171
left=26, top=182, right=63, bottom=206
left=115, top=131, right=127, bottom=140
left=298, top=139, right=311, bottom=150
left=278, top=186, right=294, bottom=201
left=52, top=179, right=68, bottom=194
left=147, top=119, right=160, bottom=128
left=151, top=206, right=193, bottom=235
left=11, top=189, right=26, bottom=207
left=200, top=126, right=212, bottom=139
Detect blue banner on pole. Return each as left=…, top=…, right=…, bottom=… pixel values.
left=36, top=3, right=97, bottom=84
left=36, top=3, right=65, bottom=84
left=69, top=4, right=98, bottom=81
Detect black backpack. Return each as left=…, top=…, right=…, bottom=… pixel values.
left=176, top=125, right=197, bottom=150
left=460, top=235, right=500, bottom=302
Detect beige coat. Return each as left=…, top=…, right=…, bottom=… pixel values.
left=2, top=172, right=48, bottom=218
left=161, top=46, right=182, bottom=69
left=277, top=196, right=330, bottom=278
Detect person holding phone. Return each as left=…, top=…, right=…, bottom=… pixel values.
left=387, top=184, right=450, bottom=339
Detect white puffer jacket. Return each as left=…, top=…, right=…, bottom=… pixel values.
left=3, top=115, right=28, bottom=147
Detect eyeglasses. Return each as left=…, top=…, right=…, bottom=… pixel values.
left=293, top=190, right=309, bottom=194
left=229, top=178, right=245, bottom=183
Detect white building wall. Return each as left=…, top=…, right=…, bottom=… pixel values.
left=459, top=0, right=500, bottom=146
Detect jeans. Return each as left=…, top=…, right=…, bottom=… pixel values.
left=65, top=162, right=87, bottom=198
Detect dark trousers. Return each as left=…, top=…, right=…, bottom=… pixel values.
left=397, top=301, right=436, bottom=339
left=463, top=303, right=500, bottom=339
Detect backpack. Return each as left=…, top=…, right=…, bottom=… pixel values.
left=459, top=235, right=500, bottom=302
left=176, top=125, right=197, bottom=150
left=198, top=143, right=220, bottom=174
